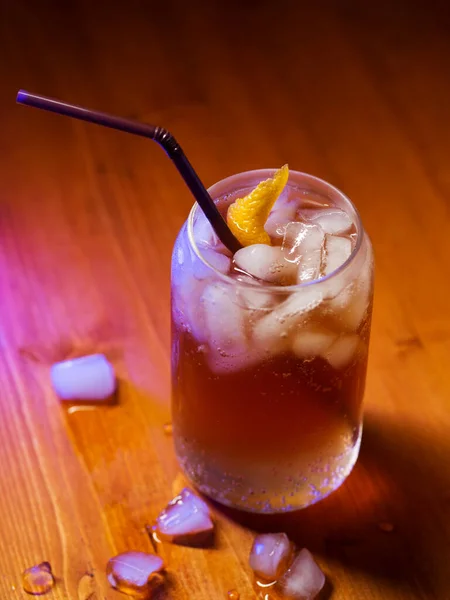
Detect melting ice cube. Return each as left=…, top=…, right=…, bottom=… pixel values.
left=201, top=282, right=248, bottom=355
left=193, top=209, right=219, bottom=247
left=263, top=188, right=298, bottom=240
left=291, top=326, right=337, bottom=359
left=106, top=551, right=164, bottom=596
left=235, top=276, right=275, bottom=311
left=249, top=532, right=293, bottom=580
left=324, top=243, right=372, bottom=331
left=278, top=548, right=325, bottom=600
left=173, top=275, right=209, bottom=342
left=323, top=235, right=352, bottom=276
left=22, top=562, right=55, bottom=595
left=302, top=207, right=353, bottom=235
left=253, top=287, right=323, bottom=352
left=322, top=334, right=360, bottom=369
left=234, top=244, right=297, bottom=285
left=155, top=487, right=214, bottom=543
left=193, top=247, right=231, bottom=280
left=282, top=222, right=325, bottom=283
left=264, top=203, right=298, bottom=240
left=50, top=354, right=116, bottom=402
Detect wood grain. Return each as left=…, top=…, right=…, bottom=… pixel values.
left=0, top=0, right=449, bottom=598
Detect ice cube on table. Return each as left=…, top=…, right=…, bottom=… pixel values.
left=282, top=222, right=325, bottom=283
left=234, top=244, right=297, bottom=285
left=155, top=487, right=213, bottom=543
left=291, top=326, right=337, bottom=359
left=278, top=548, right=325, bottom=600
left=253, top=287, right=323, bottom=352
left=201, top=282, right=248, bottom=355
left=249, top=533, right=293, bottom=580
left=50, top=354, right=116, bottom=402
left=323, top=235, right=352, bottom=276
left=302, top=207, right=353, bottom=235
left=322, top=334, right=359, bottom=369
left=107, top=551, right=164, bottom=593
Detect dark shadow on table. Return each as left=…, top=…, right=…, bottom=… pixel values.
left=212, top=412, right=450, bottom=597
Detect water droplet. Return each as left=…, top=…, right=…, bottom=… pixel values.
left=163, top=422, right=173, bottom=436
left=67, top=405, right=98, bottom=415
left=255, top=578, right=277, bottom=600
left=22, top=562, right=55, bottom=595
left=145, top=524, right=162, bottom=553
left=227, top=590, right=240, bottom=600
left=256, top=579, right=277, bottom=589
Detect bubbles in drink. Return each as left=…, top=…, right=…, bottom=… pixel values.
left=22, top=562, right=55, bottom=595
left=227, top=590, right=240, bottom=600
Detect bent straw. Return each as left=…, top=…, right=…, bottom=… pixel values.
left=16, top=90, right=242, bottom=253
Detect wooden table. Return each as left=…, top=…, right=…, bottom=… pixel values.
left=1, top=0, right=449, bottom=598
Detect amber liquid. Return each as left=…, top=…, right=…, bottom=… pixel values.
left=172, top=316, right=370, bottom=513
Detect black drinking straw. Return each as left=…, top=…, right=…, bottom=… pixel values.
left=16, top=90, right=242, bottom=254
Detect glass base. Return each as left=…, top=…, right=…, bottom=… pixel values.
left=175, top=427, right=362, bottom=514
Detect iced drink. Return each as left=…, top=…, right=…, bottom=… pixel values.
left=171, top=169, right=373, bottom=513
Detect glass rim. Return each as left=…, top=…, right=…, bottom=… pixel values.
left=187, top=168, right=364, bottom=292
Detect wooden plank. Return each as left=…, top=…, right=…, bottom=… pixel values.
left=0, top=0, right=449, bottom=598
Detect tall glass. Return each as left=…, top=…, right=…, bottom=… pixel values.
left=171, top=170, right=374, bottom=513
